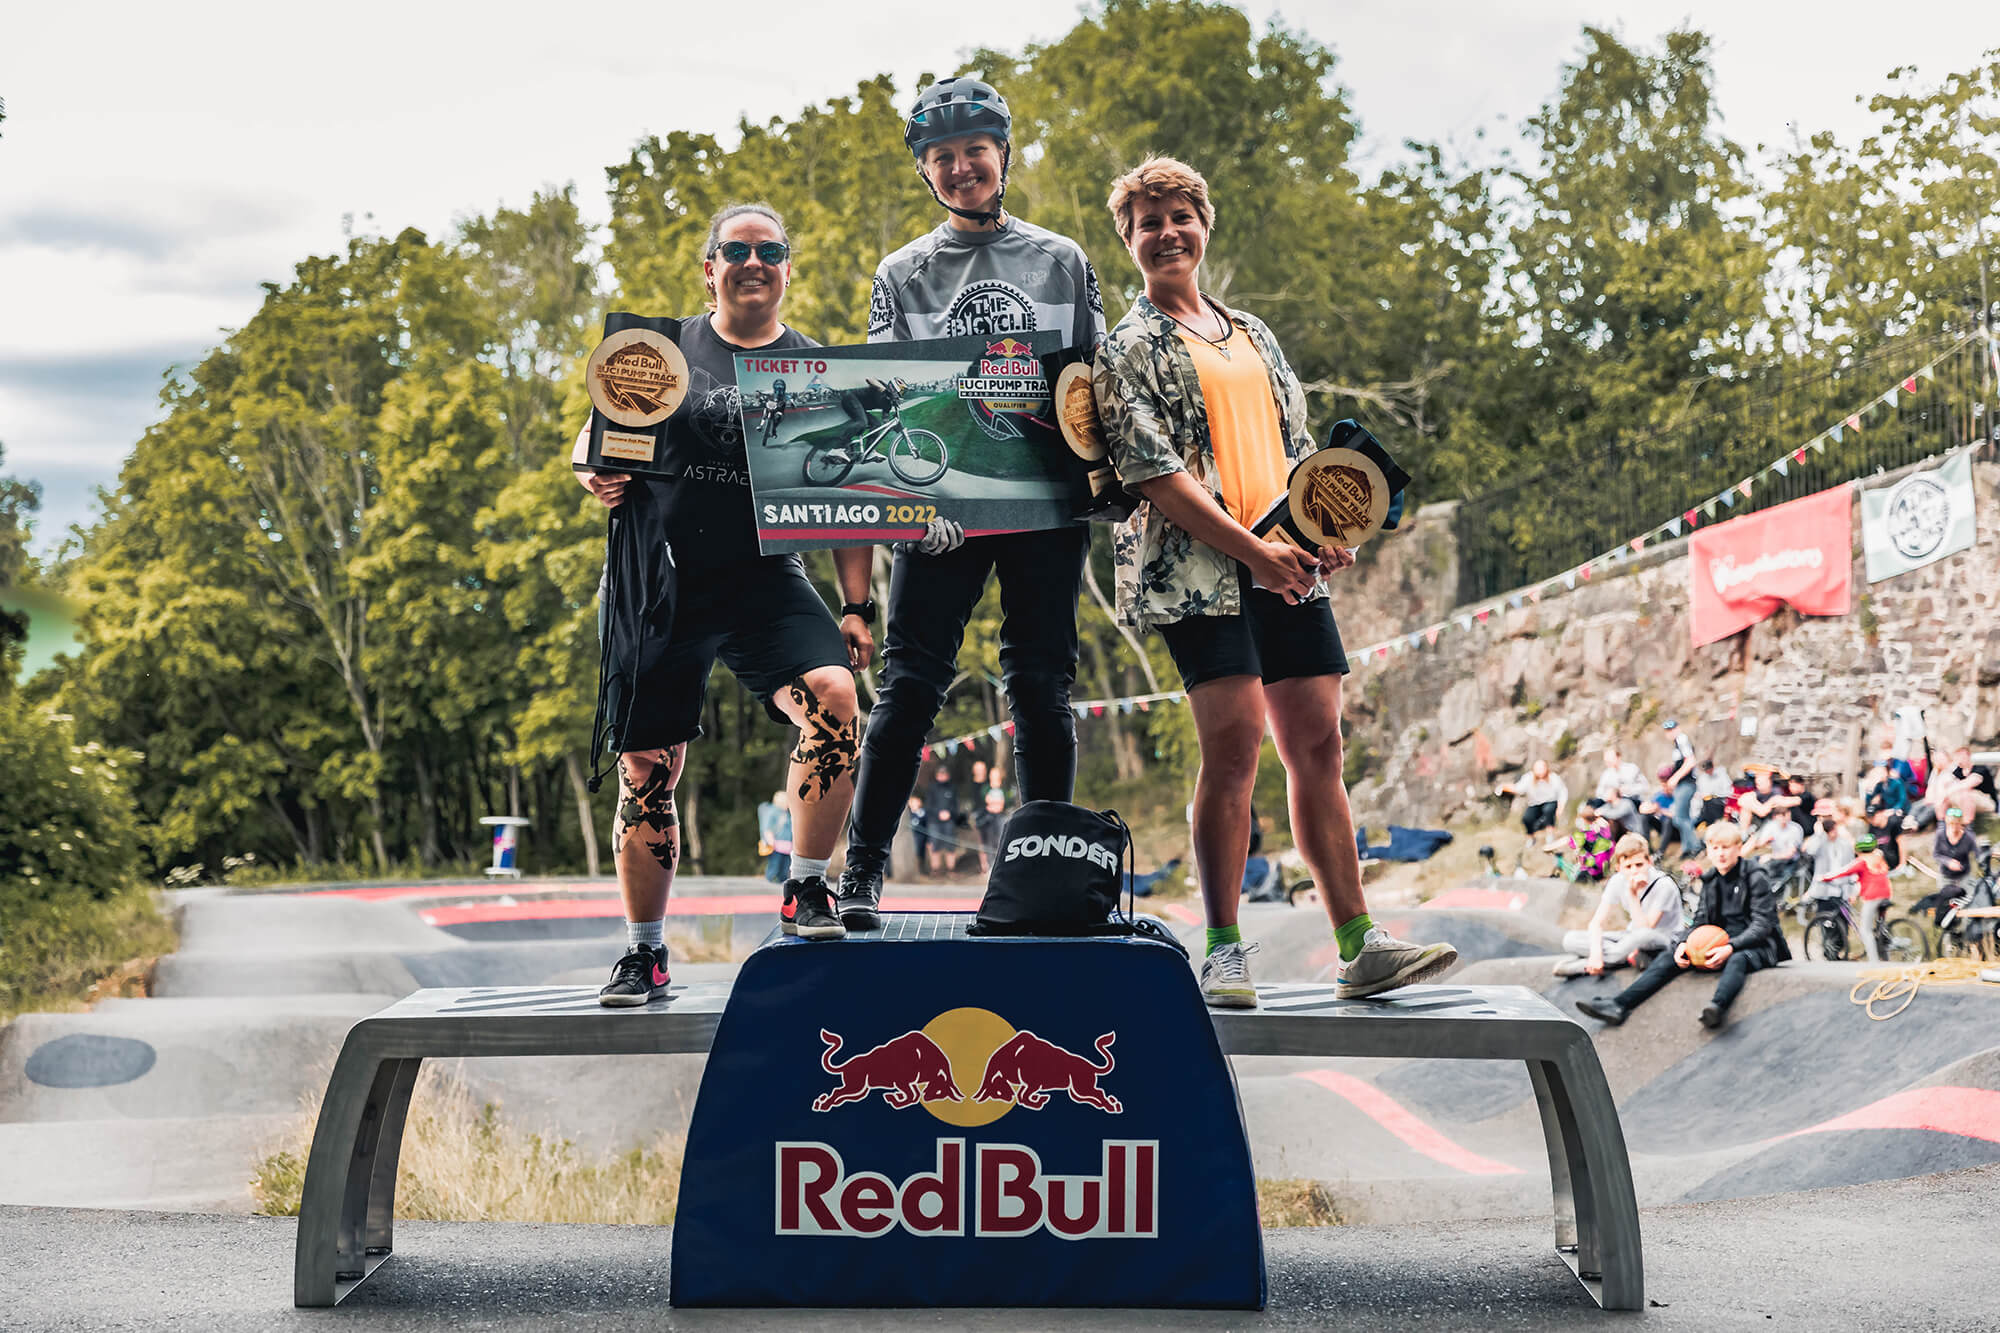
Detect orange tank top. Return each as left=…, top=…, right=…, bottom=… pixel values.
left=1177, top=322, right=1290, bottom=526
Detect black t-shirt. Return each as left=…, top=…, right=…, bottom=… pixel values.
left=635, top=315, right=816, bottom=569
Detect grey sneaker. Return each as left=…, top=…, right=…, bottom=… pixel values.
left=1551, top=955, right=1594, bottom=978
left=1199, top=940, right=1260, bottom=1009
left=1335, top=927, right=1458, bottom=999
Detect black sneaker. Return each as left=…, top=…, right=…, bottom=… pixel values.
left=1698, top=1004, right=1724, bottom=1030
left=1575, top=996, right=1629, bottom=1026
left=836, top=861, right=884, bottom=931
left=598, top=945, right=670, bottom=1008
left=783, top=875, right=847, bottom=939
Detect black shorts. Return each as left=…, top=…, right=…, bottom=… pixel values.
left=1523, top=801, right=1559, bottom=835
left=1156, top=572, right=1347, bottom=691
left=610, top=554, right=848, bottom=752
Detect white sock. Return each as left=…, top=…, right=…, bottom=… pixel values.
left=626, top=919, right=664, bottom=952
left=789, top=853, right=831, bottom=884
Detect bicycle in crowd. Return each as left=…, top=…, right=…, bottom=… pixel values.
left=1931, top=838, right=1997, bottom=962
left=802, top=401, right=949, bottom=487
left=1799, top=894, right=1927, bottom=963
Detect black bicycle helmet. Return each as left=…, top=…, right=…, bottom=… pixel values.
left=905, top=77, right=1013, bottom=227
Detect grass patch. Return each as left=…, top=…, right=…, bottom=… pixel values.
left=1257, top=1177, right=1350, bottom=1227
left=252, top=1066, right=686, bottom=1223
left=0, top=889, right=177, bottom=1021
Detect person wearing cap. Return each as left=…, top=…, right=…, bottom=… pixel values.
left=1919, top=806, right=1982, bottom=926
left=1661, top=720, right=1702, bottom=856
left=1578, top=821, right=1789, bottom=1031
left=1090, top=154, right=1454, bottom=1006
left=835, top=76, right=1107, bottom=932
left=1822, top=836, right=1895, bottom=960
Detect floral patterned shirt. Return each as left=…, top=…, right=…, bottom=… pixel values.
left=1091, top=293, right=1325, bottom=628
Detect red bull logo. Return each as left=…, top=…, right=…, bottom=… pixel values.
left=985, top=337, right=1034, bottom=358
left=775, top=1138, right=1158, bottom=1239
left=812, top=1008, right=1118, bottom=1121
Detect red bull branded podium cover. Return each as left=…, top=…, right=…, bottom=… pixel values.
left=733, top=332, right=1094, bottom=552
left=670, top=914, right=1264, bottom=1308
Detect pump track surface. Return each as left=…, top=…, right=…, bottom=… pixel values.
left=2, top=872, right=1996, bottom=1328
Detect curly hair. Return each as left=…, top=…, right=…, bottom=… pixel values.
left=1106, top=156, right=1215, bottom=245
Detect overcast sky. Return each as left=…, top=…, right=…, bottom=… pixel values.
left=3, top=1, right=1994, bottom=552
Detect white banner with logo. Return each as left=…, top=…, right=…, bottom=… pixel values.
left=1862, top=450, right=1978, bottom=583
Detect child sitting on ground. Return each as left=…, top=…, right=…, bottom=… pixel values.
left=1543, top=804, right=1616, bottom=882
left=1553, top=833, right=1687, bottom=976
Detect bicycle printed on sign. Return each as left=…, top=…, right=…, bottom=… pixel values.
left=803, top=402, right=950, bottom=488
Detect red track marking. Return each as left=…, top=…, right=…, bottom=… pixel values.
left=419, top=895, right=977, bottom=927
left=1155, top=902, right=1201, bottom=925
left=1292, top=1070, right=1523, bottom=1176
left=1774, top=1086, right=2000, bottom=1144
left=281, top=881, right=558, bottom=902
left=1423, top=887, right=1528, bottom=912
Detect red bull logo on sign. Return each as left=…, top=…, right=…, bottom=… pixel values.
left=776, top=1138, right=1159, bottom=1240
left=813, top=1008, right=1118, bottom=1122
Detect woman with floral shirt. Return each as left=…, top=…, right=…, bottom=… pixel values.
left=1092, top=156, right=1455, bottom=1007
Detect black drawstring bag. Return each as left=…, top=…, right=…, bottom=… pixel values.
left=586, top=504, right=677, bottom=793
left=969, top=801, right=1138, bottom=937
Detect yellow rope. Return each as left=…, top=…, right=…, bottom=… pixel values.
left=1848, top=958, right=1997, bottom=1020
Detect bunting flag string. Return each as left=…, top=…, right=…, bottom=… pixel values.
left=1333, top=333, right=1975, bottom=672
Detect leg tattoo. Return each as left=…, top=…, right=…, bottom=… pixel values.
left=784, top=676, right=859, bottom=803
left=615, top=752, right=682, bottom=871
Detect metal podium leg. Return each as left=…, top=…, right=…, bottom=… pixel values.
left=1528, top=1046, right=1644, bottom=1311
left=295, top=1035, right=421, bottom=1307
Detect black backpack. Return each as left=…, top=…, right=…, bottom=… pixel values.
left=970, top=801, right=1132, bottom=936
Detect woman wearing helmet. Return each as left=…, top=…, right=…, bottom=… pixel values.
left=835, top=77, right=1107, bottom=929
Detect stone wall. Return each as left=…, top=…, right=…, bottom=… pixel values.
left=1338, top=455, right=2000, bottom=828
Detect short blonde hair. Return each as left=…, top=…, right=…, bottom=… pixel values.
left=1613, top=833, right=1650, bottom=861
left=1705, top=823, right=1744, bottom=847
left=1106, top=156, right=1215, bottom=246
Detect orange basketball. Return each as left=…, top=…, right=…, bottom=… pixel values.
left=1685, top=925, right=1730, bottom=966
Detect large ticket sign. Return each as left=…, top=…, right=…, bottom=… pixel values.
left=670, top=920, right=1264, bottom=1309
left=734, top=332, right=1091, bottom=552
left=1689, top=485, right=1853, bottom=647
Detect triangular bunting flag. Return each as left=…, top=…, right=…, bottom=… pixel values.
left=1740, top=479, right=1754, bottom=497
left=1846, top=414, right=1862, bottom=431
left=1918, top=364, right=1936, bottom=383
left=1529, top=586, right=1544, bottom=603
left=1376, top=645, right=1389, bottom=661
left=921, top=745, right=932, bottom=760
left=1716, top=493, right=1731, bottom=510
left=1090, top=704, right=1105, bottom=717
left=1476, top=608, right=1491, bottom=624
left=1408, top=632, right=1422, bottom=649
left=1425, top=627, right=1439, bottom=646
left=1003, top=721, right=1016, bottom=734
left=987, top=725, right=1002, bottom=738
left=1580, top=563, right=1593, bottom=582
left=1683, top=509, right=1697, bottom=526
left=1774, top=459, right=1788, bottom=477
left=1792, top=447, right=1806, bottom=464
left=1883, top=388, right=1899, bottom=408
left=1811, top=435, right=1827, bottom=454
left=1564, top=572, right=1577, bottom=590
left=1902, top=375, right=1916, bottom=393
left=1630, top=536, right=1645, bottom=554
left=1457, top=614, right=1472, bottom=631
left=1830, top=425, right=1844, bottom=444
left=1667, top=518, right=1682, bottom=537
left=1508, top=595, right=1522, bottom=610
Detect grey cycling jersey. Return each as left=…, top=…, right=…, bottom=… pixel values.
left=868, top=218, right=1106, bottom=348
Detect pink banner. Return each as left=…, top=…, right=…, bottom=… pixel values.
left=1688, top=486, right=1852, bottom=647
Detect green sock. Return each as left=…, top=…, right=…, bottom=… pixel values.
left=1205, top=924, right=1242, bottom=956
left=1334, top=913, right=1375, bottom=962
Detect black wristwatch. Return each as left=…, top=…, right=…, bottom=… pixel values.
left=841, top=599, right=878, bottom=625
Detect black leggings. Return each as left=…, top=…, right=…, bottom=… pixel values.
left=845, top=527, right=1088, bottom=869
left=1523, top=802, right=1558, bottom=836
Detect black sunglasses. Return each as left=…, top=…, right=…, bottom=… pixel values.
left=712, top=240, right=790, bottom=265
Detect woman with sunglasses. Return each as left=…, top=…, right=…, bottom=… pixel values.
left=576, top=203, right=877, bottom=1006
left=1092, top=157, right=1456, bottom=1006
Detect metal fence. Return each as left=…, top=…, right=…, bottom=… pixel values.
left=1451, top=330, right=1997, bottom=606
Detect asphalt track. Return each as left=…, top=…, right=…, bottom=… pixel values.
left=4, top=1165, right=1996, bottom=1330
left=3, top=873, right=1996, bottom=1245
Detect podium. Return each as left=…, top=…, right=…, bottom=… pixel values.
left=670, top=913, right=1264, bottom=1308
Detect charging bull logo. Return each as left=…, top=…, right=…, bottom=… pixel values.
left=975, top=1031, right=1121, bottom=1114
left=812, top=1028, right=964, bottom=1112
left=813, top=1009, right=1119, bottom=1123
